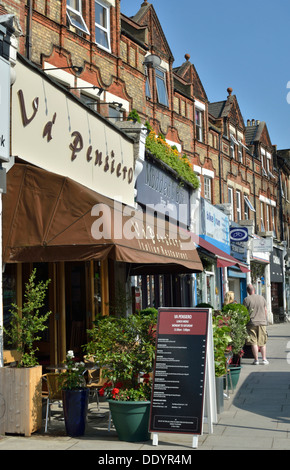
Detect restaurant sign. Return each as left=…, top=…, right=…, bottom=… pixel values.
left=11, top=58, right=135, bottom=206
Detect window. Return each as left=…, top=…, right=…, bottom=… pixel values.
left=80, top=92, right=99, bottom=111
left=266, top=204, right=270, bottom=231
left=230, top=142, right=235, bottom=159
left=244, top=196, right=249, bottom=220
left=228, top=187, right=233, bottom=221
left=260, top=201, right=265, bottom=231
left=236, top=190, right=241, bottom=221
left=195, top=109, right=203, bottom=142
left=155, top=68, right=169, bottom=106
left=238, top=145, right=243, bottom=163
left=67, top=0, right=90, bottom=35
left=95, top=0, right=111, bottom=52
left=204, top=176, right=212, bottom=203
left=145, top=66, right=151, bottom=98
left=109, top=104, right=123, bottom=122
left=272, top=207, right=277, bottom=238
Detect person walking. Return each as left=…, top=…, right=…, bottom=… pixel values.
left=243, top=284, right=269, bottom=365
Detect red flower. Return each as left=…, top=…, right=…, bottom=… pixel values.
left=112, top=388, right=119, bottom=399
left=99, top=387, right=105, bottom=396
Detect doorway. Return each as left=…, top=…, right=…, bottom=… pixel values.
left=65, top=262, right=87, bottom=358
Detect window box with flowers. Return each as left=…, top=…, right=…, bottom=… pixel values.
left=145, top=128, right=200, bottom=190
left=84, top=312, right=157, bottom=442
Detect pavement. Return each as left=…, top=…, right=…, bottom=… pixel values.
left=0, top=321, right=290, bottom=451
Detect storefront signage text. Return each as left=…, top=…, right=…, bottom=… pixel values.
left=17, top=89, right=133, bottom=185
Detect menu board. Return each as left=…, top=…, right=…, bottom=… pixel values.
left=149, top=308, right=209, bottom=435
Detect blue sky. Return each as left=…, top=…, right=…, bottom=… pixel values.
left=121, top=0, right=290, bottom=150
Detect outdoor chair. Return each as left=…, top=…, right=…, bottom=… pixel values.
left=84, top=359, right=108, bottom=411
left=42, top=373, right=63, bottom=433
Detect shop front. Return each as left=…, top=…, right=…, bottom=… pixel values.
left=3, top=54, right=203, bottom=366
left=135, top=153, right=196, bottom=309
left=194, top=199, right=250, bottom=308
left=270, top=246, right=285, bottom=322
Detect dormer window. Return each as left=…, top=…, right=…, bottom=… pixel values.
left=67, top=0, right=90, bottom=35
left=155, top=68, right=169, bottom=106
left=95, top=0, right=111, bottom=52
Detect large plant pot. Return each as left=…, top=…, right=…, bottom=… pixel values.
left=62, top=388, right=89, bottom=437
left=215, top=376, right=224, bottom=414
left=228, top=365, right=242, bottom=389
left=0, top=365, right=42, bottom=436
left=108, top=400, right=151, bottom=442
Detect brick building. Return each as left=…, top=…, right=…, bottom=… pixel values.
left=0, top=0, right=289, bottom=361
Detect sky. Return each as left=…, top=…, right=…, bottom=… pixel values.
left=121, top=0, right=290, bottom=150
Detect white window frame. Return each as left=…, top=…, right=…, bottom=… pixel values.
left=272, top=206, right=277, bottom=238
left=236, top=190, right=241, bottom=221
left=244, top=195, right=249, bottom=220
left=195, top=109, right=203, bottom=142
left=155, top=67, right=169, bottom=107
left=238, top=145, right=243, bottom=163
left=145, top=65, right=151, bottom=98
left=266, top=204, right=270, bottom=231
left=260, top=201, right=265, bottom=231
left=95, top=0, right=111, bottom=52
left=228, top=187, right=234, bottom=221
left=67, top=0, right=90, bottom=35
left=204, top=176, right=212, bottom=203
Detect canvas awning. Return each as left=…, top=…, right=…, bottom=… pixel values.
left=188, top=232, right=250, bottom=273
left=2, top=163, right=203, bottom=274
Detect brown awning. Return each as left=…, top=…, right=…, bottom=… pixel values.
left=3, top=163, right=203, bottom=274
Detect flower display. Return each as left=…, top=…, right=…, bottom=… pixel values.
left=84, top=312, right=157, bottom=402
left=145, top=130, right=200, bottom=189
left=59, top=350, right=86, bottom=390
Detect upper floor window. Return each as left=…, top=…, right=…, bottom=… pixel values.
left=260, top=201, right=265, bottom=231
left=204, top=176, right=212, bottom=203
left=236, top=190, right=241, bottom=221
left=155, top=68, right=169, bottom=106
left=95, top=0, right=111, bottom=52
left=145, top=66, right=151, bottom=99
left=67, top=0, right=90, bottom=35
left=228, top=187, right=233, bottom=221
left=195, top=109, right=203, bottom=142
left=108, top=104, right=123, bottom=122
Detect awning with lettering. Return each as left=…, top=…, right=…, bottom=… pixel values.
left=2, top=163, right=203, bottom=274
left=188, top=232, right=250, bottom=273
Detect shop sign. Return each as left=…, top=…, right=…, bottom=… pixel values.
left=252, top=237, right=273, bottom=252
left=149, top=308, right=209, bottom=436
left=0, top=56, right=10, bottom=163
left=230, top=227, right=248, bottom=242
left=201, top=198, right=230, bottom=251
left=11, top=59, right=135, bottom=206
left=270, top=247, right=284, bottom=283
left=136, top=159, right=190, bottom=225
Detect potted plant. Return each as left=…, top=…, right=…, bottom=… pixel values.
left=59, top=350, right=89, bottom=437
left=0, top=269, right=51, bottom=436
left=221, top=303, right=250, bottom=388
left=212, top=314, right=232, bottom=413
left=84, top=312, right=156, bottom=442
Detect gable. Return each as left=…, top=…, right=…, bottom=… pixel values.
left=174, top=55, right=208, bottom=102
left=132, top=2, right=174, bottom=60
left=228, top=96, right=245, bottom=130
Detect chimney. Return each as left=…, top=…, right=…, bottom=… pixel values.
left=247, top=119, right=251, bottom=126
left=256, top=120, right=260, bottom=125
left=251, top=119, right=255, bottom=126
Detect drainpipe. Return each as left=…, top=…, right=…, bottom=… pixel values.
left=25, top=0, right=32, bottom=60
left=218, top=131, right=222, bottom=203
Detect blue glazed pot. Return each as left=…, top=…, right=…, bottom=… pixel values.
left=62, top=388, right=89, bottom=437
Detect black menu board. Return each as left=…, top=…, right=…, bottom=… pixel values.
left=149, top=308, right=209, bottom=435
